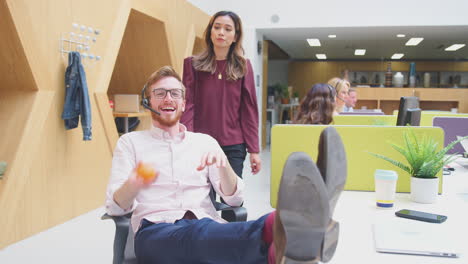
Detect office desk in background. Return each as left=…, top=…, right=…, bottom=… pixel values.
left=279, top=103, right=299, bottom=123
left=113, top=111, right=150, bottom=133
left=329, top=158, right=468, bottom=264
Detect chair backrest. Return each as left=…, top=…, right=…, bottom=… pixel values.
left=115, top=117, right=140, bottom=133
left=270, top=125, right=444, bottom=208
left=433, top=117, right=468, bottom=154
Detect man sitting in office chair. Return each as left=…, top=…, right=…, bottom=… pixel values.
left=343, top=88, right=358, bottom=112
left=105, top=66, right=347, bottom=263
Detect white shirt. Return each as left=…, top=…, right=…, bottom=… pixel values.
left=105, top=124, right=244, bottom=233
left=343, top=105, right=354, bottom=112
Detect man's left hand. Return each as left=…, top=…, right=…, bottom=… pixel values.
left=197, top=150, right=228, bottom=171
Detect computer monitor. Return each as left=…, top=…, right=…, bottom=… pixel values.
left=396, top=96, right=421, bottom=126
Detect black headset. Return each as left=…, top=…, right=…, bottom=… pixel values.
left=141, top=84, right=160, bottom=115
left=327, top=84, right=336, bottom=102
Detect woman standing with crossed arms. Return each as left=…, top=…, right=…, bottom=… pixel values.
left=181, top=11, right=261, bottom=177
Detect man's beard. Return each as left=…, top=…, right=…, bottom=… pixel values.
left=152, top=109, right=183, bottom=127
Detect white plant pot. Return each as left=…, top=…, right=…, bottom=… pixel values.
left=410, top=176, right=439, bottom=204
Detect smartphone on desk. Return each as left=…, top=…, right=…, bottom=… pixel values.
left=395, top=209, right=447, bottom=223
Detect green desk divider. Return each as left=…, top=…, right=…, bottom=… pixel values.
left=420, top=112, right=468, bottom=126
left=333, top=115, right=397, bottom=126
left=270, top=125, right=444, bottom=208
left=392, top=110, right=468, bottom=127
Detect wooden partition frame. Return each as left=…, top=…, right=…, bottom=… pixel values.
left=0, top=0, right=209, bottom=248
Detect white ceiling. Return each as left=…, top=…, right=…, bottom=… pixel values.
left=260, top=26, right=468, bottom=60
left=187, top=0, right=468, bottom=61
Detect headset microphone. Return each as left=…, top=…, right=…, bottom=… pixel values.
left=141, top=84, right=161, bottom=116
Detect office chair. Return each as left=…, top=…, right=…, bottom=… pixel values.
left=114, top=117, right=140, bottom=134
left=102, top=188, right=247, bottom=264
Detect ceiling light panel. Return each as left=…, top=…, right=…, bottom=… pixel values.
left=355, top=49, right=366, bottom=55
left=396, top=34, right=406, bottom=38
left=316, top=54, right=327, bottom=59
left=391, top=53, right=404, bottom=59
left=445, top=44, right=466, bottom=51
left=405, top=38, right=424, bottom=46
left=307, top=38, right=321, bottom=46
left=328, top=34, right=336, bottom=38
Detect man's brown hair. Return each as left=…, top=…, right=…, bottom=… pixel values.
left=144, top=66, right=186, bottom=98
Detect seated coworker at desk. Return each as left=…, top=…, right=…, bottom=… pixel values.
left=327, top=77, right=350, bottom=114
left=105, top=66, right=346, bottom=263
left=343, top=88, right=357, bottom=112
left=294, top=83, right=336, bottom=125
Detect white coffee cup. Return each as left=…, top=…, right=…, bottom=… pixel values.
left=374, top=169, right=398, bottom=208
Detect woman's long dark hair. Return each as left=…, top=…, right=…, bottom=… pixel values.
left=294, top=83, right=336, bottom=124
left=193, top=11, right=247, bottom=81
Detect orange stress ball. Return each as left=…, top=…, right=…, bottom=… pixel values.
left=136, top=162, right=157, bottom=183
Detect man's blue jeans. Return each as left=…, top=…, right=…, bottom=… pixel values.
left=134, top=214, right=269, bottom=264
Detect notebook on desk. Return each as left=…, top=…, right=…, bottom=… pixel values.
left=373, top=221, right=460, bottom=258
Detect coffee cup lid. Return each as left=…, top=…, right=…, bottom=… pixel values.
left=375, top=169, right=398, bottom=180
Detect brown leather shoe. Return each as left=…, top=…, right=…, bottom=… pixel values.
left=275, top=152, right=328, bottom=263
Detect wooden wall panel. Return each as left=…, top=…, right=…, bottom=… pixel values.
left=355, top=87, right=468, bottom=114
left=0, top=91, right=35, bottom=176
left=108, top=9, right=173, bottom=97
left=0, top=0, right=209, bottom=248
left=193, top=37, right=206, bottom=56
left=289, top=61, right=340, bottom=98
left=0, top=91, right=55, bottom=245
left=0, top=1, right=37, bottom=92
left=165, top=0, right=209, bottom=73
left=289, top=61, right=468, bottom=107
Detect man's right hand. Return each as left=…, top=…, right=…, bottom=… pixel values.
left=131, top=162, right=158, bottom=189
left=113, top=163, right=158, bottom=210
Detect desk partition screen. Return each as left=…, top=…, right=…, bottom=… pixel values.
left=433, top=117, right=468, bottom=154
left=270, top=125, right=444, bottom=208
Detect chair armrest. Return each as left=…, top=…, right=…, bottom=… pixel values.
left=214, top=201, right=248, bottom=222
left=102, top=213, right=132, bottom=264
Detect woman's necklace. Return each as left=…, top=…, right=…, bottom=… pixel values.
left=218, top=61, right=227, bottom=80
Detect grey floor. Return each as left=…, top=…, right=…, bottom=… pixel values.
left=0, top=149, right=273, bottom=263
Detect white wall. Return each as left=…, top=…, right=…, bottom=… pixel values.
left=187, top=0, right=468, bottom=28
left=243, top=27, right=265, bottom=149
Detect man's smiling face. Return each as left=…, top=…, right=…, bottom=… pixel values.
left=148, top=76, right=185, bottom=127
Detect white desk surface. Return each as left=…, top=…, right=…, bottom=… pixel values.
left=330, top=157, right=468, bottom=263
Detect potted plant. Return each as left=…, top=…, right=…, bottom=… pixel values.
left=292, top=91, right=300, bottom=104
left=369, top=129, right=467, bottom=203
left=273, top=83, right=289, bottom=104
